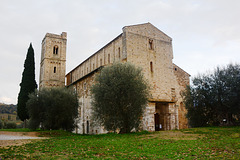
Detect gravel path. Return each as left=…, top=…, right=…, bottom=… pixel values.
left=0, top=134, right=45, bottom=140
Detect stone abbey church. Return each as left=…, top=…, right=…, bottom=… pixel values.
left=39, top=23, right=190, bottom=134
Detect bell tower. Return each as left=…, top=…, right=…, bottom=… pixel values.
left=39, top=32, right=67, bottom=89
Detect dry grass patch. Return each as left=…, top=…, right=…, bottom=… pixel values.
left=0, top=139, right=35, bottom=148
left=0, top=131, right=40, bottom=137
left=140, top=130, right=204, bottom=140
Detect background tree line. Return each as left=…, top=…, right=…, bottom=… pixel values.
left=0, top=104, right=17, bottom=114
left=184, top=63, right=240, bottom=127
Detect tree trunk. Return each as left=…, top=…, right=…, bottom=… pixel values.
left=119, top=126, right=131, bottom=134
left=24, top=119, right=27, bottom=128
left=119, top=128, right=126, bottom=134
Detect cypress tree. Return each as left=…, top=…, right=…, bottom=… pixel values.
left=17, top=43, right=37, bottom=123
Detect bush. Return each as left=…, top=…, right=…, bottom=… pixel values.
left=5, top=122, right=17, bottom=129
left=184, top=63, right=240, bottom=127
left=27, top=87, right=79, bottom=132
left=16, top=122, right=24, bottom=128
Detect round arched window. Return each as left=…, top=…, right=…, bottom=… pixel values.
left=53, top=45, right=59, bottom=54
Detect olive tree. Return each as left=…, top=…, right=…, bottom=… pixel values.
left=91, top=63, right=149, bottom=133
left=184, top=63, right=240, bottom=127
left=27, top=87, right=79, bottom=131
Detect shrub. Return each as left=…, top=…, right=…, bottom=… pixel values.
left=27, top=87, right=79, bottom=132
left=5, top=122, right=17, bottom=129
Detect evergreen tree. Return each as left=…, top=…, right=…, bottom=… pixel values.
left=91, top=63, right=149, bottom=133
left=17, top=43, right=37, bottom=122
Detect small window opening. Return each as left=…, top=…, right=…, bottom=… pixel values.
left=118, top=47, right=121, bottom=59
left=93, top=63, right=95, bottom=70
left=175, top=68, right=177, bottom=71
left=100, top=59, right=102, bottom=66
left=149, top=39, right=153, bottom=50
left=53, top=45, right=58, bottom=54
left=87, top=121, right=89, bottom=134
left=70, top=73, right=72, bottom=83
left=108, top=54, right=110, bottom=64
left=54, top=67, right=56, bottom=73
left=150, top=62, right=153, bottom=72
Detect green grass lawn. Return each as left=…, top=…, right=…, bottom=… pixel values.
left=0, top=127, right=240, bottom=159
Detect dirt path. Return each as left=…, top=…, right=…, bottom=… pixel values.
left=0, top=131, right=47, bottom=148
left=0, top=131, right=40, bottom=137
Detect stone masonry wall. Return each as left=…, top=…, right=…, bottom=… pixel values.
left=71, top=71, right=108, bottom=134
left=173, top=64, right=190, bottom=129
left=66, top=34, right=123, bottom=86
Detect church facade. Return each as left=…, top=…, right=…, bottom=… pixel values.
left=40, top=23, right=190, bottom=134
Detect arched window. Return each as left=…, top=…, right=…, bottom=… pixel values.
left=53, top=45, right=59, bottom=54
left=150, top=62, right=153, bottom=72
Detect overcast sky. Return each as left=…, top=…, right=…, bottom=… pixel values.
left=0, top=0, right=240, bottom=104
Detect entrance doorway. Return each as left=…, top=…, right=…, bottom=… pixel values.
left=154, top=113, right=160, bottom=131
left=155, top=103, right=169, bottom=131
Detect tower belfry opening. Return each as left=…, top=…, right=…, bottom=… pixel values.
left=53, top=45, right=59, bottom=55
